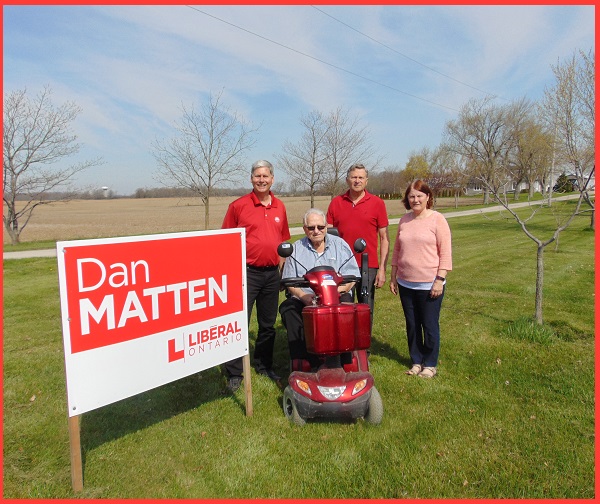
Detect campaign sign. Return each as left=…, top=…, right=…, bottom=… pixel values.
left=56, top=229, right=247, bottom=416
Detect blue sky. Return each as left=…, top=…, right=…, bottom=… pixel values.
left=3, top=5, right=595, bottom=195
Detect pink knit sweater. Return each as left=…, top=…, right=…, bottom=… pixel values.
left=391, top=211, right=453, bottom=283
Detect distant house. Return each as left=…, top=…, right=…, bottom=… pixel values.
left=464, top=171, right=595, bottom=197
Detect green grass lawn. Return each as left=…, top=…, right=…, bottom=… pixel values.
left=3, top=202, right=595, bottom=498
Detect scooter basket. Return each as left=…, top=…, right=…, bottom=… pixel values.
left=303, top=303, right=371, bottom=354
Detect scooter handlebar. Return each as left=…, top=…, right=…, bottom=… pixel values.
left=280, top=277, right=311, bottom=289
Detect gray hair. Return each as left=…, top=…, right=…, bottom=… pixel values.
left=251, top=160, right=274, bottom=176
left=347, top=163, right=368, bottom=178
left=303, top=208, right=327, bottom=226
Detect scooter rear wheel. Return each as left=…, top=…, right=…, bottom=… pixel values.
left=364, top=386, right=384, bottom=425
left=283, top=386, right=306, bottom=426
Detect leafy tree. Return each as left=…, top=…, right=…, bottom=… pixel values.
left=3, top=86, right=102, bottom=244
left=152, top=91, right=258, bottom=229
left=403, top=148, right=431, bottom=185
left=553, top=173, right=575, bottom=193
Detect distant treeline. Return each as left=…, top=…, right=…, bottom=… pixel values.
left=23, top=186, right=403, bottom=201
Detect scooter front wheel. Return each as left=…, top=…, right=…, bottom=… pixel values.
left=283, top=386, right=306, bottom=426
left=364, top=386, right=384, bottom=425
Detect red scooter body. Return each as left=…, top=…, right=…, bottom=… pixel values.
left=278, top=241, right=384, bottom=425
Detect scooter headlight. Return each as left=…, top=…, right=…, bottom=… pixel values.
left=317, top=385, right=346, bottom=400
left=352, top=379, right=368, bottom=396
left=295, top=379, right=312, bottom=395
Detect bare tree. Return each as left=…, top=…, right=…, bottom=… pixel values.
left=445, top=96, right=517, bottom=204
left=502, top=100, right=555, bottom=201
left=540, top=49, right=595, bottom=228
left=3, top=86, right=102, bottom=245
left=277, top=110, right=331, bottom=207
left=321, top=106, right=381, bottom=198
left=445, top=93, right=590, bottom=324
left=428, top=145, right=470, bottom=207
left=152, top=91, right=259, bottom=229
left=367, top=165, right=404, bottom=196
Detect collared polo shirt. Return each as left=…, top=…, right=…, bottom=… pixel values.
left=326, top=190, right=389, bottom=269
left=222, top=191, right=290, bottom=268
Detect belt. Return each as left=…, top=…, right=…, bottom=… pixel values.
left=247, top=264, right=279, bottom=271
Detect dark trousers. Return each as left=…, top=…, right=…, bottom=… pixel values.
left=354, top=267, right=378, bottom=326
left=223, top=267, right=280, bottom=378
left=398, top=284, right=444, bottom=368
left=279, top=293, right=353, bottom=367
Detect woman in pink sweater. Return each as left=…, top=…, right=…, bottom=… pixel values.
left=389, top=180, right=452, bottom=378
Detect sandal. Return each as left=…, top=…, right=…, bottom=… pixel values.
left=418, top=366, right=437, bottom=378
left=405, top=364, right=422, bottom=375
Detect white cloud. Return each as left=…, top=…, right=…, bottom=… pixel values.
left=3, top=4, right=594, bottom=194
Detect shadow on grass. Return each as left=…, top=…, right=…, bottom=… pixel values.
left=80, top=368, right=221, bottom=450
left=370, top=335, right=411, bottom=368
left=80, top=337, right=262, bottom=456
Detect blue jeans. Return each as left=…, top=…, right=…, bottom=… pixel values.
left=398, top=284, right=444, bottom=368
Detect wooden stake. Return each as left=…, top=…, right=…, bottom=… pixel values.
left=242, top=353, right=253, bottom=416
left=68, top=415, right=83, bottom=492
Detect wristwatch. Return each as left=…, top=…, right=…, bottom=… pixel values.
left=435, top=275, right=446, bottom=282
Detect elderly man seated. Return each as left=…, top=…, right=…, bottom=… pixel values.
left=279, top=208, right=360, bottom=368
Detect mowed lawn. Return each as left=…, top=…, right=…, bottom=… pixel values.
left=2, top=201, right=595, bottom=498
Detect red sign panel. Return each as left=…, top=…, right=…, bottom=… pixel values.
left=60, top=232, right=244, bottom=354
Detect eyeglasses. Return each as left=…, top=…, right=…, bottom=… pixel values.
left=305, top=225, right=327, bottom=231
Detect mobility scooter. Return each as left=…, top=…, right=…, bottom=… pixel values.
left=277, top=237, right=383, bottom=425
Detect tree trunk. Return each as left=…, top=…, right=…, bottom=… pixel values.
left=7, top=227, right=20, bottom=245
left=204, top=198, right=210, bottom=230
left=483, top=189, right=490, bottom=205
left=534, top=245, right=544, bottom=324
left=5, top=214, right=20, bottom=245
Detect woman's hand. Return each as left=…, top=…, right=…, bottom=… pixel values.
left=430, top=278, right=444, bottom=298
left=389, top=267, right=398, bottom=295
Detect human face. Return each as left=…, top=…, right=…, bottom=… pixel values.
left=251, top=166, right=274, bottom=196
left=347, top=168, right=368, bottom=194
left=303, top=213, right=327, bottom=248
left=407, top=188, right=429, bottom=215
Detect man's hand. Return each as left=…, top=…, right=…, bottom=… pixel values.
left=375, top=269, right=386, bottom=288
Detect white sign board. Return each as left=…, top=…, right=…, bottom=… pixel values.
left=56, top=229, right=247, bottom=416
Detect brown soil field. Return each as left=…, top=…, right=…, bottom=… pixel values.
left=3, top=195, right=410, bottom=244
left=4, top=194, right=485, bottom=244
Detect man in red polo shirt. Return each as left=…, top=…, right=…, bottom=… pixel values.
left=221, top=160, right=290, bottom=392
left=326, top=163, right=389, bottom=322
